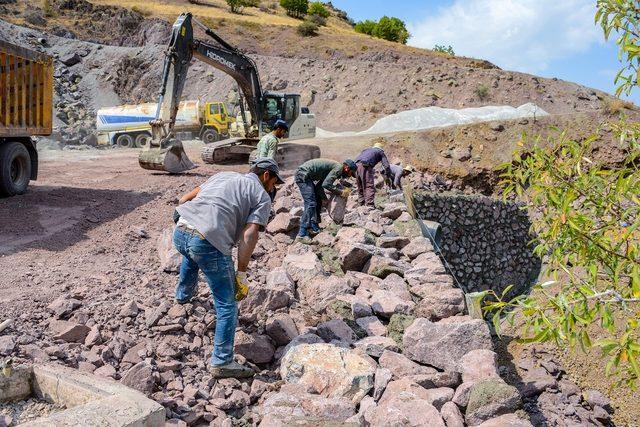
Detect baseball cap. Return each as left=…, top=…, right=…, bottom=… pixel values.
left=273, top=119, right=289, bottom=131
left=251, top=157, right=284, bottom=184
left=344, top=159, right=357, bottom=171
left=403, top=164, right=415, bottom=172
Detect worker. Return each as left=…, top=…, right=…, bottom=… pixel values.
left=173, top=158, right=283, bottom=379
left=295, top=158, right=357, bottom=240
left=355, top=142, right=392, bottom=206
left=255, top=119, right=289, bottom=159
left=382, top=164, right=415, bottom=190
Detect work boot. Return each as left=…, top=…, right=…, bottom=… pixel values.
left=208, top=361, right=254, bottom=379
left=309, top=224, right=321, bottom=235
left=296, top=228, right=313, bottom=244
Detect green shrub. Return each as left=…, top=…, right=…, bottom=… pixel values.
left=474, top=85, right=489, bottom=101
left=308, top=1, right=329, bottom=18
left=226, top=0, right=259, bottom=14
left=307, top=14, right=326, bottom=26
left=354, top=19, right=377, bottom=35
left=297, top=20, right=318, bottom=36
left=355, top=16, right=410, bottom=44
left=280, top=0, right=308, bottom=18
left=434, top=44, right=455, bottom=56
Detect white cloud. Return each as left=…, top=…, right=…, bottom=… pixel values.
left=408, top=0, right=603, bottom=73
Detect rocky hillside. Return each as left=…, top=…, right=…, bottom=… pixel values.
left=0, top=0, right=629, bottom=137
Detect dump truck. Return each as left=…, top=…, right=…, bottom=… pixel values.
left=96, top=100, right=232, bottom=148
left=0, top=40, right=53, bottom=197
left=138, top=13, right=319, bottom=173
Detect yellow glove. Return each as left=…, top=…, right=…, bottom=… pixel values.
left=235, top=272, right=250, bottom=301
left=340, top=187, right=352, bottom=198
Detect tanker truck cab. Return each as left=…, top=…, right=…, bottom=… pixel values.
left=200, top=101, right=231, bottom=144
left=260, top=93, right=315, bottom=140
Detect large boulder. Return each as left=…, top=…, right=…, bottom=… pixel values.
left=157, top=227, right=181, bottom=273
left=460, top=349, right=500, bottom=383
left=355, top=316, right=387, bottom=337
left=338, top=242, right=375, bottom=272
left=441, top=401, right=465, bottom=427
left=379, top=350, right=436, bottom=378
left=265, top=314, right=299, bottom=346
left=465, top=379, right=522, bottom=426
left=379, top=274, right=412, bottom=301
left=376, top=235, right=410, bottom=250
left=401, top=236, right=434, bottom=260
left=298, top=275, right=353, bottom=312
left=366, top=389, right=445, bottom=427
left=283, top=246, right=325, bottom=283
left=266, top=212, right=300, bottom=234
left=120, top=361, right=155, bottom=395
left=412, top=282, right=465, bottom=320
left=234, top=332, right=275, bottom=364
left=317, top=319, right=358, bottom=344
left=354, top=336, right=400, bottom=358
left=50, top=320, right=91, bottom=343
left=260, top=384, right=356, bottom=426
left=280, top=343, right=376, bottom=404
left=240, top=268, right=295, bottom=316
left=336, top=227, right=374, bottom=245
left=370, top=290, right=415, bottom=318
left=365, top=256, right=409, bottom=278
left=403, top=317, right=492, bottom=372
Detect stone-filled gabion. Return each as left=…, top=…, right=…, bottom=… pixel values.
left=412, top=191, right=541, bottom=297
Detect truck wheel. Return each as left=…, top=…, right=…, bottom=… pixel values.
left=201, top=128, right=220, bottom=144
left=135, top=132, right=152, bottom=148
left=0, top=141, right=32, bottom=197
left=116, top=133, right=134, bottom=148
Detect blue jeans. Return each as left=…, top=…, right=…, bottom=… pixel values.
left=173, top=227, right=237, bottom=366
left=296, top=177, right=324, bottom=231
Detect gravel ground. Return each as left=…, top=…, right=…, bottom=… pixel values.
left=0, top=398, right=66, bottom=425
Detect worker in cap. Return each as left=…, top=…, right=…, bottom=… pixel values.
left=255, top=119, right=289, bottom=160
left=382, top=164, right=415, bottom=190
left=295, top=158, right=357, bottom=240
left=355, top=141, right=392, bottom=206
left=173, top=157, right=283, bottom=379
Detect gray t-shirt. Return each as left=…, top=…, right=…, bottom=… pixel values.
left=176, top=172, right=272, bottom=255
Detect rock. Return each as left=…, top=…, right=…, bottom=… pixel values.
left=409, top=371, right=461, bottom=389
left=317, top=319, right=358, bottom=344
left=373, top=368, right=392, bottom=401
left=376, top=235, right=410, bottom=250
left=593, top=405, right=611, bottom=423
left=476, top=414, right=533, bottom=427
left=0, top=335, right=16, bottom=356
left=460, top=349, right=500, bottom=383
left=465, top=378, right=522, bottom=426
left=413, top=283, right=465, bottom=320
left=351, top=299, right=373, bottom=319
left=234, top=332, right=275, bottom=364
left=422, top=387, right=455, bottom=410
left=280, top=343, right=376, bottom=404
left=157, top=360, right=182, bottom=372
left=370, top=290, right=415, bottom=318
left=520, top=375, right=557, bottom=398
left=379, top=274, right=412, bottom=301
left=582, top=389, right=612, bottom=411
left=122, top=342, right=147, bottom=364
left=365, top=255, right=408, bottom=278
left=313, top=231, right=335, bottom=246
left=50, top=320, right=91, bottom=343
left=338, top=242, right=375, bottom=272
left=47, top=296, right=82, bottom=318
left=401, top=237, right=433, bottom=260
left=403, top=317, right=492, bottom=371
left=120, top=361, right=155, bottom=395
left=167, top=304, right=187, bottom=319
left=441, top=401, right=465, bottom=427
left=281, top=333, right=324, bottom=357
left=283, top=249, right=324, bottom=283
left=59, top=53, right=82, bottom=66
left=158, top=227, right=181, bottom=273
left=452, top=381, right=475, bottom=408
left=266, top=212, right=299, bottom=234
left=94, top=364, right=116, bottom=378
left=84, top=326, right=102, bottom=347
left=265, top=314, right=298, bottom=346
left=22, top=344, right=48, bottom=362
left=260, top=384, right=356, bottom=425
left=119, top=300, right=139, bottom=317
left=145, top=301, right=170, bottom=327
left=273, top=196, right=295, bottom=214
left=298, top=275, right=352, bottom=312
left=335, top=227, right=373, bottom=245
left=240, top=270, right=294, bottom=315
left=365, top=221, right=384, bottom=236
left=396, top=212, right=412, bottom=222
left=387, top=314, right=415, bottom=346
left=354, top=336, right=399, bottom=358
left=355, top=316, right=387, bottom=336
left=379, top=350, right=436, bottom=378
left=367, top=388, right=445, bottom=427
left=381, top=204, right=404, bottom=220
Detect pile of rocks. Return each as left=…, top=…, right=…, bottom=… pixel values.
left=412, top=191, right=541, bottom=296
left=0, top=177, right=611, bottom=426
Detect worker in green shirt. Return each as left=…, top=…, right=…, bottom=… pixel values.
left=255, top=119, right=289, bottom=159
left=295, top=158, right=357, bottom=240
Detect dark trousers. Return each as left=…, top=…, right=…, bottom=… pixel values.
left=357, top=163, right=376, bottom=205
left=296, top=175, right=324, bottom=229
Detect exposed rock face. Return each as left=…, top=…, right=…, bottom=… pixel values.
left=403, top=317, right=492, bottom=371
left=280, top=343, right=376, bottom=404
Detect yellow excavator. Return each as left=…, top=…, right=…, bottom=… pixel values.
left=139, top=13, right=319, bottom=173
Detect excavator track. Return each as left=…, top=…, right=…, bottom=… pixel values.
left=201, top=140, right=321, bottom=169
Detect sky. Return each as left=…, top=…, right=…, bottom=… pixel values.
left=330, top=0, right=639, bottom=104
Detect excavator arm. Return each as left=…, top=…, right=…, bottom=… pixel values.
left=140, top=12, right=265, bottom=172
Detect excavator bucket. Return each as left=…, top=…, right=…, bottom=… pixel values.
left=138, top=139, right=196, bottom=173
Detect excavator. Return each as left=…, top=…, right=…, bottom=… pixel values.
left=138, top=13, right=319, bottom=173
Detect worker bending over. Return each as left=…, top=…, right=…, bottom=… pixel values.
left=382, top=164, right=414, bottom=190
left=355, top=142, right=392, bottom=206
left=173, top=158, right=283, bottom=379
left=295, top=158, right=357, bottom=240
left=255, top=119, right=289, bottom=159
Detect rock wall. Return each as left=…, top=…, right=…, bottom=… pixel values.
left=412, top=191, right=541, bottom=296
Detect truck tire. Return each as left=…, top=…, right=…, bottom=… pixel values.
left=0, top=141, right=32, bottom=197
left=201, top=128, right=220, bottom=144
left=135, top=132, right=152, bottom=148
left=116, top=133, right=134, bottom=148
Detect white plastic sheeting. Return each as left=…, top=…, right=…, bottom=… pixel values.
left=317, top=103, right=548, bottom=138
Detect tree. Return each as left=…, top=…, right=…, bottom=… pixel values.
left=434, top=44, right=455, bottom=56
left=485, top=1, right=640, bottom=388
left=280, top=0, right=308, bottom=18
left=373, top=16, right=410, bottom=44
left=297, top=20, right=319, bottom=36
left=354, top=20, right=377, bottom=36
left=308, top=1, right=329, bottom=18
left=225, top=0, right=259, bottom=14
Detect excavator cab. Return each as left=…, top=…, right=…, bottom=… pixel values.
left=260, top=94, right=300, bottom=138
